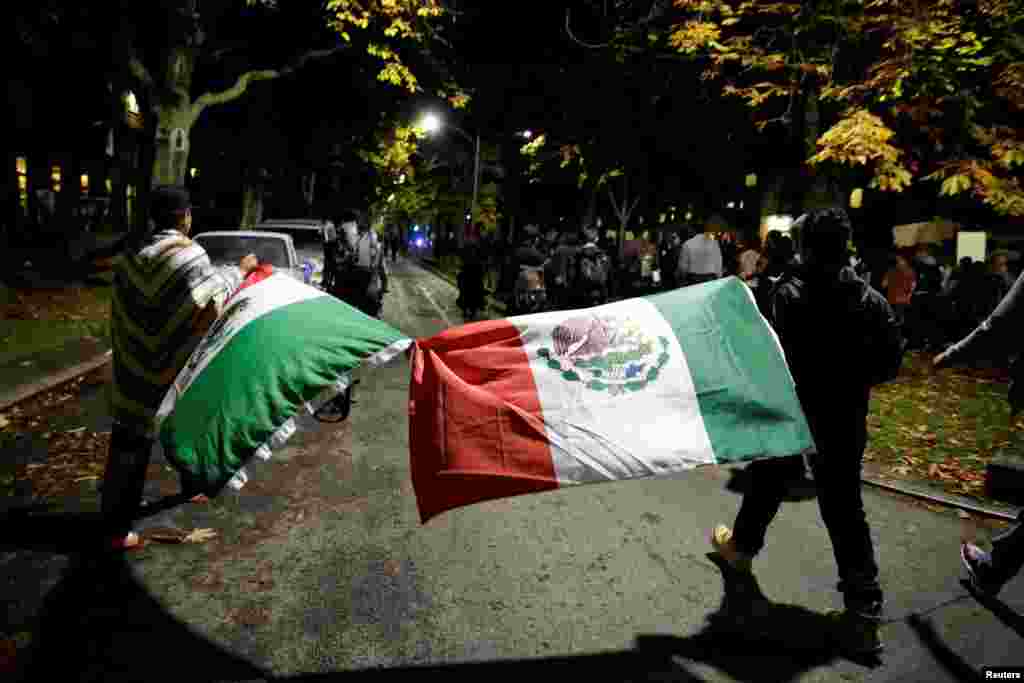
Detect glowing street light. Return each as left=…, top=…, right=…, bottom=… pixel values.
left=417, top=110, right=481, bottom=248
left=419, top=113, right=442, bottom=135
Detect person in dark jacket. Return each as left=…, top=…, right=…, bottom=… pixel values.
left=456, top=244, right=487, bottom=318
left=935, top=270, right=1024, bottom=596
left=712, top=207, right=905, bottom=656
left=659, top=230, right=682, bottom=291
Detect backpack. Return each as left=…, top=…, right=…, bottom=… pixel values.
left=575, top=247, right=610, bottom=291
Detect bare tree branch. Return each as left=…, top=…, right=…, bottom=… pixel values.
left=565, top=9, right=611, bottom=49
left=191, top=46, right=344, bottom=120
left=608, top=185, right=622, bottom=217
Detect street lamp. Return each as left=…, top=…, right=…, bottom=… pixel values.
left=417, top=112, right=481, bottom=247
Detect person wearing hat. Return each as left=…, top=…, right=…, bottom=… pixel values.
left=102, top=185, right=261, bottom=551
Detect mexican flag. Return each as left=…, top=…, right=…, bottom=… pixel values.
left=408, top=277, right=815, bottom=523
left=156, top=271, right=411, bottom=495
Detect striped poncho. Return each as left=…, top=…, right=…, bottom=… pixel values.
left=110, top=229, right=243, bottom=437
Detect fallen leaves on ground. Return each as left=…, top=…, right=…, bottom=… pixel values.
left=142, top=527, right=218, bottom=545
left=2, top=286, right=111, bottom=323
left=867, top=351, right=1019, bottom=502
left=1, top=367, right=112, bottom=500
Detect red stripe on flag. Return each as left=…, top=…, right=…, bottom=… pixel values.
left=409, top=319, right=558, bottom=523
left=229, top=265, right=275, bottom=302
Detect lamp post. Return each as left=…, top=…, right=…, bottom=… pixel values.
left=420, top=113, right=480, bottom=248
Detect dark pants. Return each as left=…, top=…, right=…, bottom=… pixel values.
left=732, top=426, right=883, bottom=617
left=988, top=513, right=1024, bottom=585
left=101, top=423, right=154, bottom=538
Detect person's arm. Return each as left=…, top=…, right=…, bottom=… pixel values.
left=191, top=253, right=258, bottom=334
left=936, top=269, right=1024, bottom=367
left=864, top=288, right=906, bottom=386
left=712, top=242, right=723, bottom=277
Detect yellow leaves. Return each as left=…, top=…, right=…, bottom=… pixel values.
left=448, top=93, right=470, bottom=109
left=809, top=109, right=913, bottom=193
left=940, top=174, right=972, bottom=196
left=872, top=161, right=914, bottom=192
left=668, top=20, right=721, bottom=53
left=520, top=134, right=546, bottom=157
left=723, top=82, right=792, bottom=108
left=377, top=61, right=418, bottom=92
left=328, top=0, right=448, bottom=94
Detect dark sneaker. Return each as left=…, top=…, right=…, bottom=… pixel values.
left=826, top=609, right=883, bottom=655
left=961, top=543, right=1005, bottom=596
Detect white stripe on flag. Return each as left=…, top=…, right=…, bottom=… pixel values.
left=510, top=297, right=716, bottom=485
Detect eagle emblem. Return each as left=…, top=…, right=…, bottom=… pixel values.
left=537, top=314, right=670, bottom=395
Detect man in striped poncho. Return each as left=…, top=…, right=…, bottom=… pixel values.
left=102, top=186, right=261, bottom=550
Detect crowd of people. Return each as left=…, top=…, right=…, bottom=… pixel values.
left=453, top=210, right=1021, bottom=655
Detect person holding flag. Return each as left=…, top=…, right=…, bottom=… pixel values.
left=711, top=208, right=905, bottom=655
left=934, top=269, right=1024, bottom=596
left=103, top=186, right=261, bottom=551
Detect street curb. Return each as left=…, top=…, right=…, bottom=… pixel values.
left=0, top=350, right=112, bottom=412
left=416, top=257, right=508, bottom=315
left=862, top=474, right=1021, bottom=521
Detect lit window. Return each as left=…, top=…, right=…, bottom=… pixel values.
left=51, top=166, right=62, bottom=193
left=124, top=91, right=140, bottom=114
left=16, top=157, right=28, bottom=213
left=81, top=174, right=90, bottom=194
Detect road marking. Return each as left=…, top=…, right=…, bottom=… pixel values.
left=417, top=283, right=452, bottom=328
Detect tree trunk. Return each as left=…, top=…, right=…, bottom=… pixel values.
left=240, top=182, right=264, bottom=228
left=152, top=106, right=195, bottom=186
left=303, top=171, right=316, bottom=213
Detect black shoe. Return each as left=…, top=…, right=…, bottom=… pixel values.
left=826, top=609, right=883, bottom=655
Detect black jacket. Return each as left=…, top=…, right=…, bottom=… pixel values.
left=766, top=266, right=905, bottom=445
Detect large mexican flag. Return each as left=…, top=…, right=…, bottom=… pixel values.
left=156, top=271, right=411, bottom=495
left=408, top=277, right=815, bottom=523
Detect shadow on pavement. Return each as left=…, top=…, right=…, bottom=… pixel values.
left=7, top=548, right=879, bottom=683
left=961, top=579, right=1024, bottom=638
left=11, top=552, right=267, bottom=683
left=906, top=613, right=983, bottom=682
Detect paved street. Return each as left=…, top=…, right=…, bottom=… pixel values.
left=5, top=258, right=1024, bottom=682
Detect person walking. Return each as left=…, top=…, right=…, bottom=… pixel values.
left=934, top=269, right=1024, bottom=595
left=881, top=253, right=916, bottom=324
left=711, top=208, right=905, bottom=655
left=659, top=230, right=682, bottom=291
left=103, top=186, right=260, bottom=551
left=677, top=217, right=723, bottom=286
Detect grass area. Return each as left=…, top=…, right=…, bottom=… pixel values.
left=866, top=350, right=1023, bottom=501
left=0, top=283, right=112, bottom=365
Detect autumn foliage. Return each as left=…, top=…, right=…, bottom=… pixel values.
left=615, top=0, right=1024, bottom=214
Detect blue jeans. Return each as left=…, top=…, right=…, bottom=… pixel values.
left=732, top=431, right=883, bottom=617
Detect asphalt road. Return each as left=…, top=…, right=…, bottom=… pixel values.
left=6, top=257, right=1024, bottom=682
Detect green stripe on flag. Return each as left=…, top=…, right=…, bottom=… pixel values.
left=647, top=278, right=814, bottom=464
left=160, top=294, right=406, bottom=492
